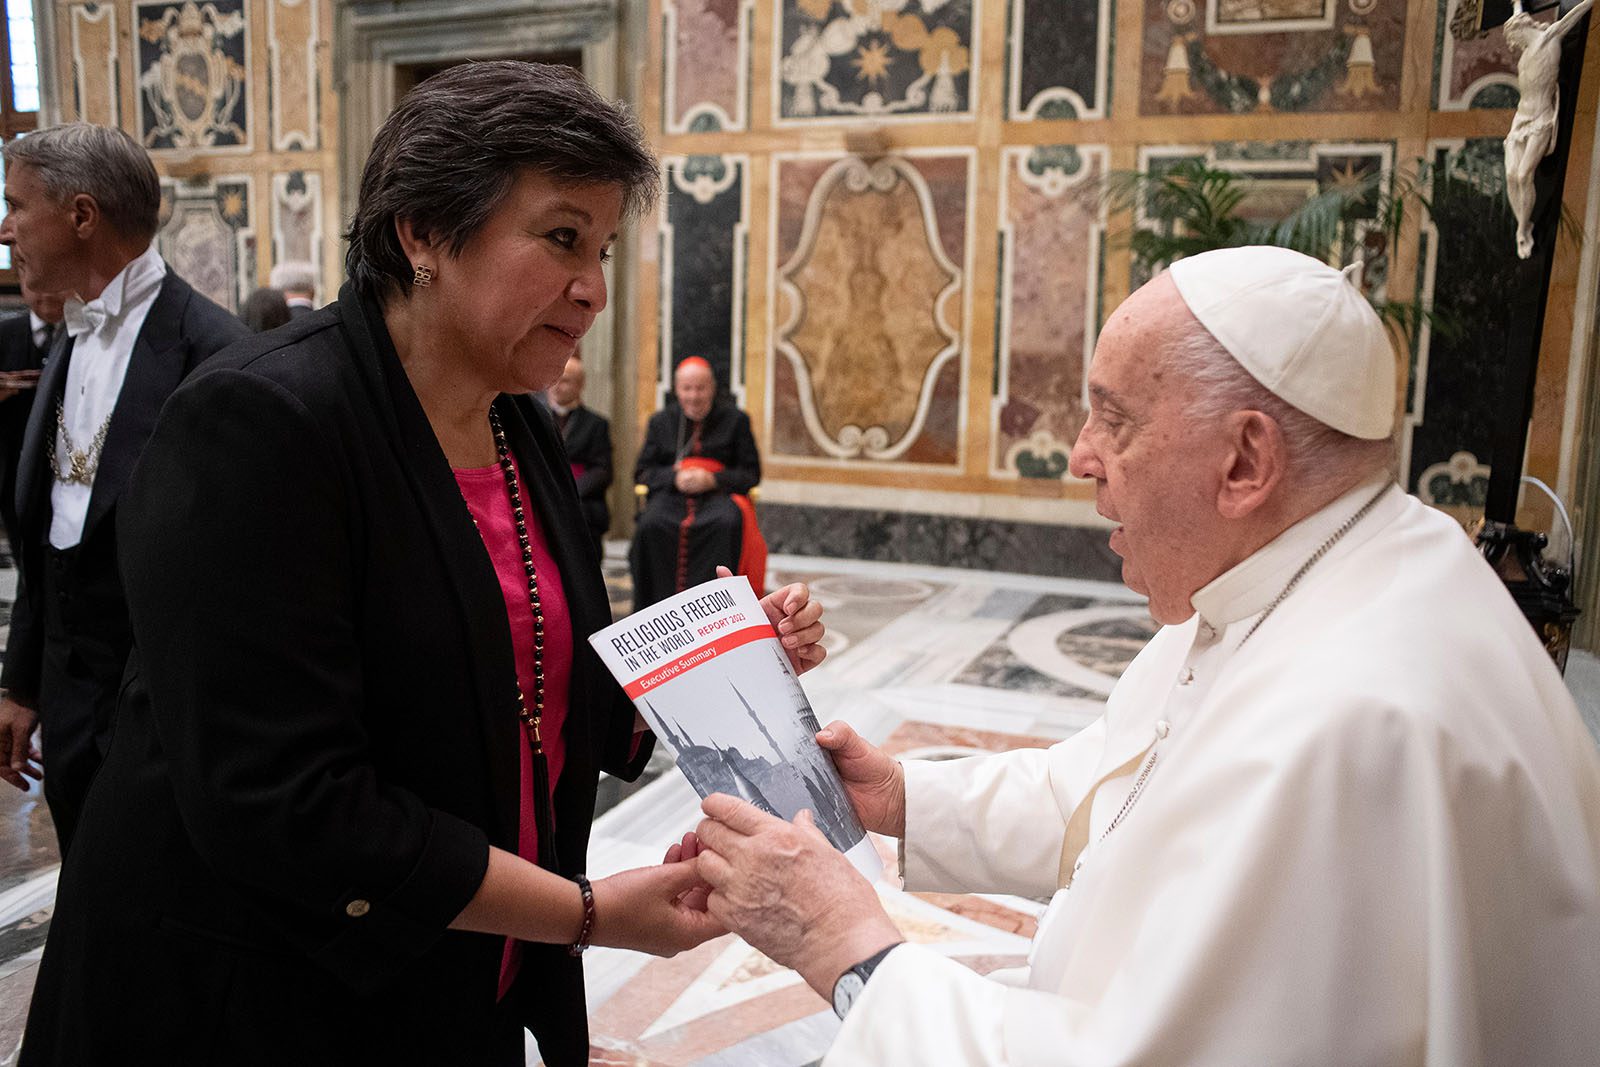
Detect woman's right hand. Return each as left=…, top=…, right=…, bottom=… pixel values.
left=590, top=859, right=726, bottom=957
left=816, top=721, right=905, bottom=837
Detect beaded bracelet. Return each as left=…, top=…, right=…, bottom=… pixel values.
left=568, top=874, right=595, bottom=957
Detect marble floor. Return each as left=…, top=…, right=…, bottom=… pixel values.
left=1, top=550, right=1598, bottom=1065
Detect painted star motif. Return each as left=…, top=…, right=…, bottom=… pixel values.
left=852, top=39, right=894, bottom=84
left=220, top=190, right=246, bottom=221
left=1324, top=159, right=1369, bottom=196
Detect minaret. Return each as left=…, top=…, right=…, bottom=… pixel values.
left=730, top=680, right=783, bottom=761
left=647, top=699, right=693, bottom=751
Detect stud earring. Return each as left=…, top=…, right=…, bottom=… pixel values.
left=412, top=264, right=435, bottom=288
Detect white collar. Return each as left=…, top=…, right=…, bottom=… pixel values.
left=63, top=245, right=167, bottom=340
left=73, top=243, right=166, bottom=320
left=1190, top=478, right=1400, bottom=628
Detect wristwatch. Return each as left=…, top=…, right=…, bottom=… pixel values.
left=831, top=943, right=903, bottom=1020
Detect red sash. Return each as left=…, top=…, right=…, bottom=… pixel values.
left=680, top=456, right=767, bottom=597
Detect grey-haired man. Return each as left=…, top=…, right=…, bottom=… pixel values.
left=0, top=123, right=248, bottom=850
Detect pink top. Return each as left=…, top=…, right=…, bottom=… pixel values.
left=454, top=456, right=573, bottom=1001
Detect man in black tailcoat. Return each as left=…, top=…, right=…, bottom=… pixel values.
left=0, top=124, right=249, bottom=850
left=0, top=282, right=65, bottom=555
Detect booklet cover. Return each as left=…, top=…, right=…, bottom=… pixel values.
left=589, top=576, right=878, bottom=878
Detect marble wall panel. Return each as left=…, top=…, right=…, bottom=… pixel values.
left=994, top=145, right=1107, bottom=479
left=776, top=0, right=974, bottom=122
left=664, top=0, right=749, bottom=132
left=769, top=152, right=970, bottom=466
left=268, top=0, right=319, bottom=149
left=1405, top=139, right=1519, bottom=525
left=1133, top=140, right=1393, bottom=288
left=271, top=170, right=322, bottom=296
left=1142, top=0, right=1405, bottom=115
left=759, top=502, right=1124, bottom=580
left=62, top=2, right=120, bottom=125
left=137, top=0, right=250, bottom=151
left=158, top=175, right=254, bottom=313
left=1432, top=0, right=1548, bottom=110
left=659, top=155, right=747, bottom=404
left=1008, top=0, right=1112, bottom=119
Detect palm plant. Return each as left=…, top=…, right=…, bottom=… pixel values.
left=1099, top=153, right=1577, bottom=348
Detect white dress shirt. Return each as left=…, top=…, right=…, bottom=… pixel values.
left=29, top=312, right=52, bottom=350
left=51, top=244, right=167, bottom=549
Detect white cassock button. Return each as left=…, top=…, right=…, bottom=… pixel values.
left=1155, top=720, right=1171, bottom=739
left=1178, top=667, right=1195, bottom=686
left=345, top=899, right=371, bottom=918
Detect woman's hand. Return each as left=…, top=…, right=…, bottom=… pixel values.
left=721, top=566, right=827, bottom=674
left=590, top=856, right=726, bottom=957
left=663, top=830, right=711, bottom=913
left=816, top=720, right=905, bottom=837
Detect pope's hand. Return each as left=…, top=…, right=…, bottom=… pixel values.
left=816, top=720, right=904, bottom=837
left=695, top=794, right=902, bottom=999
left=590, top=856, right=727, bottom=957
left=720, top=566, right=827, bottom=674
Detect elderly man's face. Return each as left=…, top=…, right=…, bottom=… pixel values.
left=1069, top=275, right=1231, bottom=625
left=546, top=356, right=585, bottom=408
left=675, top=363, right=715, bottom=421
left=0, top=163, right=85, bottom=295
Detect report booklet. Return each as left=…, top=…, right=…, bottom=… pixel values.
left=589, top=575, right=878, bottom=878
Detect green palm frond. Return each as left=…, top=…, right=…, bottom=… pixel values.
left=1098, top=153, right=1582, bottom=349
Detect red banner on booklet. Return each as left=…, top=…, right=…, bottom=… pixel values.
left=622, top=622, right=778, bottom=698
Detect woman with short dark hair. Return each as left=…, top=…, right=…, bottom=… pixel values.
left=20, top=61, right=826, bottom=1066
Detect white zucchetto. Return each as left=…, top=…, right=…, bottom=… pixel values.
left=1166, top=246, right=1396, bottom=440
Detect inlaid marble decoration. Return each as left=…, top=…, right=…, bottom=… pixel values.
left=1433, top=0, right=1549, bottom=110
left=267, top=0, right=319, bottom=149
left=660, top=154, right=748, bottom=403
left=769, top=152, right=970, bottom=466
left=776, top=0, right=974, bottom=122
left=137, top=0, right=251, bottom=151
left=664, top=0, right=751, bottom=132
left=271, top=170, right=321, bottom=296
left=1142, top=0, right=1405, bottom=114
left=994, top=145, right=1107, bottom=480
left=1403, top=139, right=1518, bottom=524
left=63, top=2, right=120, bottom=126
left=1009, top=0, right=1112, bottom=119
left=158, top=175, right=254, bottom=313
left=1133, top=141, right=1394, bottom=289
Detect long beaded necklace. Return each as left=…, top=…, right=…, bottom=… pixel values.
left=487, top=405, right=558, bottom=870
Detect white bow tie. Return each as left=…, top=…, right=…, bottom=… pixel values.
left=63, top=297, right=109, bottom=339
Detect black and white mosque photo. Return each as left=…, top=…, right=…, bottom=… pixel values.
left=0, top=0, right=1598, bottom=1063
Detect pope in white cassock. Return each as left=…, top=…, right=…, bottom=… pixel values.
left=691, top=246, right=1600, bottom=1066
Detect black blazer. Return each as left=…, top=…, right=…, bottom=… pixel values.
left=20, top=284, right=652, bottom=1067
left=1, top=270, right=247, bottom=708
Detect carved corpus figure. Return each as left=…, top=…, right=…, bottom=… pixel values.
left=1503, top=0, right=1594, bottom=258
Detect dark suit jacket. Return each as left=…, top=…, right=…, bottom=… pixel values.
left=548, top=401, right=611, bottom=536
left=20, top=283, right=652, bottom=1067
left=0, top=312, right=48, bottom=553
left=0, top=271, right=247, bottom=721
